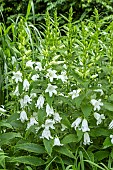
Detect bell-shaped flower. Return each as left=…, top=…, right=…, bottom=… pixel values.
left=23, top=79, right=30, bottom=91
left=53, top=112, right=62, bottom=123
left=40, top=128, right=53, bottom=140
left=109, top=120, right=113, bottom=129
left=42, top=119, right=55, bottom=130
left=26, top=117, right=38, bottom=129
left=19, top=110, right=28, bottom=123
left=46, top=68, right=57, bottom=82
left=110, top=135, right=113, bottom=144
left=69, top=89, right=81, bottom=99
left=83, top=132, right=92, bottom=145
left=81, top=119, right=90, bottom=132
left=13, top=86, right=20, bottom=96
left=71, top=117, right=82, bottom=130
left=94, top=112, right=105, bottom=125
left=54, top=137, right=63, bottom=146
left=46, top=104, right=54, bottom=117
left=90, top=99, right=103, bottom=111
left=31, top=74, right=39, bottom=81
left=30, top=93, right=37, bottom=98
left=12, top=71, right=22, bottom=83
left=45, top=84, right=57, bottom=97
left=26, top=60, right=34, bottom=69
left=35, top=95, right=45, bottom=109
left=35, top=62, right=42, bottom=71
left=20, top=95, right=32, bottom=108
left=58, top=71, right=68, bottom=83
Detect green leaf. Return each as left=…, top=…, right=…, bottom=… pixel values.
left=81, top=104, right=92, bottom=118
left=103, top=102, right=113, bottom=111
left=38, top=109, right=46, bottom=125
left=109, top=94, right=113, bottom=101
left=94, top=151, right=109, bottom=161
left=103, top=137, right=112, bottom=149
left=43, top=138, right=54, bottom=156
left=0, top=132, right=22, bottom=145
left=91, top=128, right=110, bottom=137
left=61, top=115, right=71, bottom=128
left=75, top=95, right=85, bottom=108
left=9, top=156, right=44, bottom=166
left=0, top=122, right=13, bottom=129
left=61, top=134, right=78, bottom=144
left=15, top=143, right=46, bottom=154
left=54, top=146, right=75, bottom=159
left=76, top=129, right=83, bottom=141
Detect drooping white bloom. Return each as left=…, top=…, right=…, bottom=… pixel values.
left=23, top=79, right=30, bottom=91
left=45, top=84, right=57, bottom=97
left=46, top=68, right=57, bottom=82
left=83, top=132, right=91, bottom=145
left=81, top=119, right=90, bottom=132
left=94, top=112, right=105, bottom=125
left=58, top=71, right=68, bottom=82
left=30, top=93, right=37, bottom=98
left=40, top=128, right=53, bottom=140
left=69, top=89, right=81, bottom=99
left=93, top=89, right=104, bottom=96
left=42, top=119, right=55, bottom=129
left=110, top=135, right=113, bottom=144
left=53, top=112, right=62, bottom=123
left=26, top=117, right=38, bottom=129
left=0, top=107, right=6, bottom=113
left=26, top=60, right=34, bottom=69
left=109, top=120, right=113, bottom=129
left=90, top=99, right=103, bottom=111
left=19, top=110, right=28, bottom=123
left=12, top=71, right=22, bottom=83
left=35, top=95, right=45, bottom=109
left=13, top=86, right=20, bottom=96
left=31, top=74, right=39, bottom=81
left=54, top=137, right=63, bottom=146
left=35, top=62, right=42, bottom=71
left=71, top=117, right=82, bottom=130
left=20, top=95, right=32, bottom=108
left=46, top=104, right=54, bottom=117
left=12, top=56, right=16, bottom=65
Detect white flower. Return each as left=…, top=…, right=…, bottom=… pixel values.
left=35, top=95, right=45, bottom=109
left=20, top=95, right=32, bottom=108
left=23, top=79, right=30, bottom=91
left=40, top=128, right=53, bottom=140
left=26, top=117, right=38, bottom=129
left=46, top=104, right=54, bottom=117
left=71, top=117, right=82, bottom=130
left=54, top=137, right=63, bottom=146
left=31, top=74, right=39, bottom=81
left=46, top=68, right=57, bottom=82
left=69, top=89, right=81, bottom=99
left=90, top=99, right=103, bottom=111
left=26, top=60, right=34, bottom=69
left=93, top=89, right=104, bottom=96
left=83, top=132, right=92, bottom=145
left=94, top=112, right=105, bottom=125
left=110, top=135, right=113, bottom=144
left=0, top=107, right=6, bottom=113
left=30, top=93, right=37, bottom=98
left=81, top=119, right=90, bottom=132
left=12, top=56, right=16, bottom=65
left=45, top=84, right=57, bottom=97
left=58, top=71, right=68, bottom=82
left=42, top=119, right=55, bottom=129
left=13, top=86, right=20, bottom=96
left=53, top=112, right=62, bottom=123
left=12, top=71, right=22, bottom=83
left=19, top=110, right=28, bottom=123
left=35, top=62, right=42, bottom=71
left=109, top=120, right=113, bottom=129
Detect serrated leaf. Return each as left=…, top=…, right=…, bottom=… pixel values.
left=104, top=102, right=113, bottom=111
left=103, top=137, right=112, bottom=149
left=81, top=104, right=92, bottom=118
left=9, top=156, right=44, bottom=166
left=61, top=134, right=78, bottom=144
left=54, top=146, right=75, bottom=159
left=94, top=151, right=109, bottom=161
left=15, top=143, right=46, bottom=154
left=43, top=138, right=54, bottom=156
